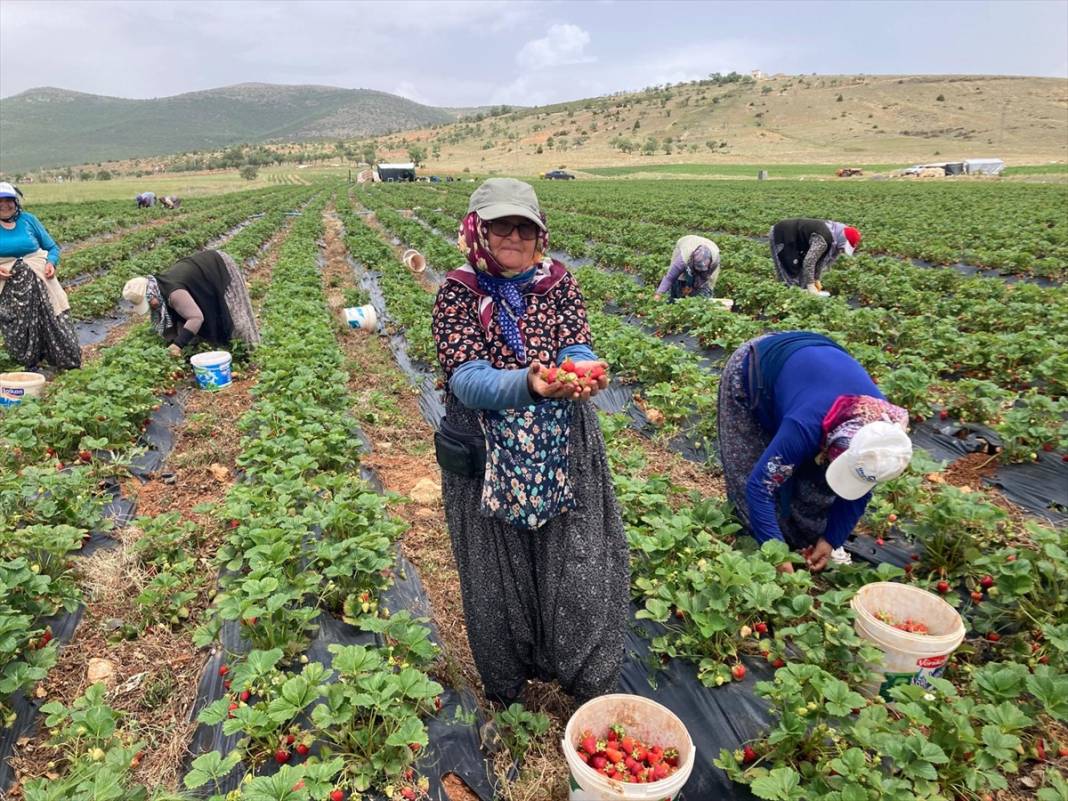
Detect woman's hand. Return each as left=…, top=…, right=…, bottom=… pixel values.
left=0, top=264, right=11, bottom=279
left=44, top=262, right=56, bottom=280
left=803, top=538, right=834, bottom=572
left=527, top=360, right=610, bottom=401
left=776, top=561, right=795, bottom=574
left=167, top=344, right=182, bottom=358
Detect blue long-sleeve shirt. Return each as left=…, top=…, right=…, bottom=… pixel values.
left=449, top=344, right=598, bottom=411
left=0, top=212, right=61, bottom=265
left=745, top=345, right=882, bottom=547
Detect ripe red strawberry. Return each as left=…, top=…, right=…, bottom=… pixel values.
left=45, top=447, right=56, bottom=457
left=227, top=702, right=238, bottom=717
left=1043, top=443, right=1054, bottom=452
left=605, top=746, right=624, bottom=764
left=561, top=359, right=578, bottom=374
left=244, top=616, right=257, bottom=626
left=285, top=733, right=295, bottom=745
left=887, top=513, right=898, bottom=523
left=1037, top=738, right=1047, bottom=761
left=296, top=742, right=310, bottom=756
left=772, top=658, right=785, bottom=668
left=56, top=462, right=65, bottom=471
left=939, top=410, right=949, bottom=420
left=970, top=591, right=983, bottom=603
left=936, top=580, right=950, bottom=594
left=545, top=366, right=559, bottom=383
left=754, top=621, right=768, bottom=634
left=409, top=742, right=420, bottom=752
left=329, top=790, right=345, bottom=801
left=651, top=762, right=670, bottom=780
left=590, top=755, right=607, bottom=770
left=731, top=664, right=746, bottom=681
left=742, top=745, right=758, bottom=763
left=218, top=664, right=229, bottom=677
left=620, top=736, right=634, bottom=755
left=980, top=575, right=994, bottom=588
left=401, top=789, right=416, bottom=801
left=875, top=538, right=885, bottom=546
left=78, top=450, right=92, bottom=463
left=1006, top=554, right=1017, bottom=562
left=986, top=632, right=1001, bottom=642
left=229, top=519, right=240, bottom=529
left=239, top=689, right=251, bottom=702
left=1059, top=744, right=1068, bottom=758
left=274, top=748, right=289, bottom=764
left=581, top=734, right=597, bottom=755
left=589, top=365, right=606, bottom=380
left=434, top=696, right=442, bottom=711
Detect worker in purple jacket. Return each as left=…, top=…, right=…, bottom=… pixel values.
left=717, top=331, right=913, bottom=572
left=655, top=235, right=721, bottom=301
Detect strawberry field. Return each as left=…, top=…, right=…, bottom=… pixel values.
left=1, top=176, right=1067, bottom=801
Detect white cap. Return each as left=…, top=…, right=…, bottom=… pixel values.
left=122, top=276, right=150, bottom=315
left=825, top=421, right=913, bottom=500
left=0, top=182, right=18, bottom=200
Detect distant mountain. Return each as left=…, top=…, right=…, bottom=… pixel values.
left=0, top=83, right=457, bottom=172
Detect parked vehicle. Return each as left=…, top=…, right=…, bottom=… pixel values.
left=543, top=170, right=576, bottom=180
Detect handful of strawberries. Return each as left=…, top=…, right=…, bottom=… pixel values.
left=539, top=358, right=607, bottom=394
left=575, top=722, right=681, bottom=784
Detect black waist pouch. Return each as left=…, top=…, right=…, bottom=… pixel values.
left=434, top=416, right=486, bottom=479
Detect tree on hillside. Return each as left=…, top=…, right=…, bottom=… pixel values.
left=407, top=145, right=426, bottom=166
left=362, top=144, right=377, bottom=165
left=240, top=165, right=259, bottom=181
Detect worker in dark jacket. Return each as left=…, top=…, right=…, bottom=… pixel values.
left=122, top=250, right=260, bottom=356
left=769, top=219, right=860, bottom=296
left=717, top=331, right=912, bottom=572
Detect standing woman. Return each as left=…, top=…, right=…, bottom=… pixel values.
left=122, top=250, right=260, bottom=356
left=0, top=182, right=81, bottom=370
left=431, top=178, right=629, bottom=705
left=769, top=218, right=861, bottom=296
left=717, top=331, right=912, bottom=572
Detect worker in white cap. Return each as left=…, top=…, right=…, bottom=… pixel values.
left=717, top=330, right=913, bottom=572
left=0, top=182, right=80, bottom=369
left=122, top=250, right=259, bottom=356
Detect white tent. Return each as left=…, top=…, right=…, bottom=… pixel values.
left=963, top=158, right=1005, bottom=176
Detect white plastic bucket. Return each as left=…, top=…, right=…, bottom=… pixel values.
left=0, top=372, right=46, bottom=407
left=562, top=694, right=695, bottom=801
left=851, top=582, right=966, bottom=698
left=402, top=249, right=426, bottom=274
left=343, top=305, right=378, bottom=331
left=189, top=351, right=232, bottom=391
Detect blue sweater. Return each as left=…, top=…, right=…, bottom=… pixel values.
left=0, top=212, right=61, bottom=265
left=745, top=345, right=882, bottom=547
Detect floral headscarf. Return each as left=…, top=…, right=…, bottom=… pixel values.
left=457, top=210, right=552, bottom=363
left=821, top=394, right=909, bottom=461
left=145, top=275, right=172, bottom=337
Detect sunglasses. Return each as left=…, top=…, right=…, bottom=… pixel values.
left=487, top=219, right=540, bottom=240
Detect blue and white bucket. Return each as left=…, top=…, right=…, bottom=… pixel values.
left=343, top=304, right=378, bottom=332
left=190, top=351, right=233, bottom=391
left=0, top=372, right=46, bottom=408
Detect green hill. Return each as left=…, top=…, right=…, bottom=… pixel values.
left=0, top=83, right=457, bottom=172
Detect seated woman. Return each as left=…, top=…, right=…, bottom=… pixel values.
left=717, top=331, right=912, bottom=572
left=122, top=250, right=260, bottom=356
left=0, top=182, right=81, bottom=370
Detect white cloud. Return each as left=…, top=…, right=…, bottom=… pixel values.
left=516, top=24, right=594, bottom=71
left=393, top=81, right=431, bottom=106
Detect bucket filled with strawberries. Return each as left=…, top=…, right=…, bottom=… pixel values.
left=562, top=694, right=694, bottom=800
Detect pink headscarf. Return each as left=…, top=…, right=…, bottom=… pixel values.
left=821, top=395, right=908, bottom=461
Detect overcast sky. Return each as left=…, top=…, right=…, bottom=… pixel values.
left=2, top=0, right=1066, bottom=106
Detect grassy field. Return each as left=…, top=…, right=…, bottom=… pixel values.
left=16, top=166, right=349, bottom=203
left=581, top=163, right=904, bottom=178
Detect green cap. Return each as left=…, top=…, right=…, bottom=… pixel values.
left=467, top=178, right=546, bottom=230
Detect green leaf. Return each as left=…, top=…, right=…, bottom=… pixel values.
left=750, top=767, right=806, bottom=800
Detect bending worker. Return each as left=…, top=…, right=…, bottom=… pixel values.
left=655, top=235, right=720, bottom=301
left=717, top=330, right=912, bottom=572
left=122, top=250, right=260, bottom=356
left=768, top=218, right=860, bottom=296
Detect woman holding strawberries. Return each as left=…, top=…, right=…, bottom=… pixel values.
left=431, top=178, right=628, bottom=706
